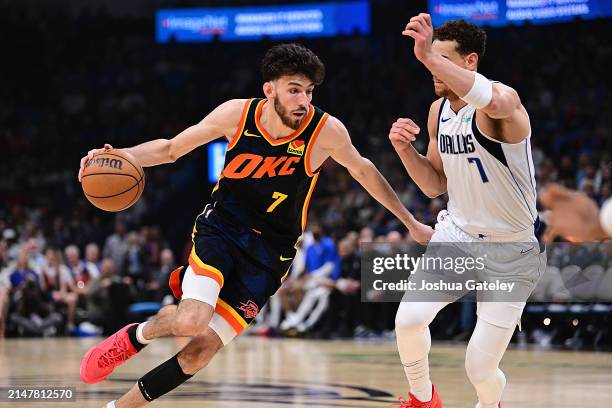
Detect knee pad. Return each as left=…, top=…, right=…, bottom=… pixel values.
left=395, top=301, right=444, bottom=333
left=465, top=343, right=499, bottom=384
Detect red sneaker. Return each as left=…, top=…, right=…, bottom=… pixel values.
left=396, top=385, right=443, bottom=408
left=80, top=324, right=139, bottom=384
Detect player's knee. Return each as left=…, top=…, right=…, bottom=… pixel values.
left=158, top=304, right=178, bottom=318
left=394, top=303, right=430, bottom=334
left=172, top=312, right=204, bottom=337
left=178, top=334, right=223, bottom=374
left=465, top=345, right=497, bottom=385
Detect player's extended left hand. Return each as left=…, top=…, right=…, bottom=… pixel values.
left=402, top=13, right=434, bottom=63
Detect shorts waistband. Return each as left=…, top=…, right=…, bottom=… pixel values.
left=208, top=204, right=298, bottom=250
left=444, top=211, right=541, bottom=243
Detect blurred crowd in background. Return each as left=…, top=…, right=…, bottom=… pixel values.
left=0, top=1, right=610, bottom=348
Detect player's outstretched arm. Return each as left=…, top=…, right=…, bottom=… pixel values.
left=318, top=116, right=434, bottom=243
left=403, top=13, right=527, bottom=140
left=389, top=99, right=447, bottom=198
left=78, top=99, right=246, bottom=181
left=541, top=184, right=610, bottom=242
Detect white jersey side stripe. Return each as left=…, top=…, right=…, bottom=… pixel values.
left=472, top=113, right=536, bottom=221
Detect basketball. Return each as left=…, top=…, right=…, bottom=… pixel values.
left=81, top=149, right=145, bottom=212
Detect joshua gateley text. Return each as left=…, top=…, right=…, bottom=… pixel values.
left=373, top=279, right=515, bottom=292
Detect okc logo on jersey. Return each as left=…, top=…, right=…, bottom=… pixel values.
left=238, top=300, right=259, bottom=319
left=439, top=134, right=476, bottom=155
left=222, top=153, right=301, bottom=179
left=287, top=140, right=305, bottom=156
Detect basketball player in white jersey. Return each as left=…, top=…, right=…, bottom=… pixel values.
left=389, top=15, right=547, bottom=408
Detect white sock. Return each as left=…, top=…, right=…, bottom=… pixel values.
left=136, top=322, right=153, bottom=344
left=106, top=400, right=116, bottom=408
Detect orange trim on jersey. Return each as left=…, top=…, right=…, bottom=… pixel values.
left=304, top=113, right=329, bottom=177
left=227, top=99, right=254, bottom=151
left=254, top=99, right=315, bottom=146
left=188, top=247, right=224, bottom=287
left=301, top=172, right=320, bottom=231
left=215, top=298, right=249, bottom=335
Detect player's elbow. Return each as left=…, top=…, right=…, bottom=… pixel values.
left=423, top=178, right=447, bottom=198
left=166, top=139, right=179, bottom=163
left=486, top=88, right=521, bottom=119
left=424, top=187, right=445, bottom=199
left=347, top=157, right=372, bottom=180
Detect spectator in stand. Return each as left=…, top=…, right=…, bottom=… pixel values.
left=8, top=250, right=62, bottom=336
left=41, top=248, right=78, bottom=333
left=123, top=231, right=145, bottom=291
left=149, top=248, right=176, bottom=303
left=281, top=224, right=340, bottom=333
left=0, top=240, right=9, bottom=337
left=321, top=237, right=361, bottom=338
left=9, top=250, right=40, bottom=290
left=103, top=219, right=128, bottom=272
left=87, top=258, right=135, bottom=335
left=84, top=243, right=101, bottom=279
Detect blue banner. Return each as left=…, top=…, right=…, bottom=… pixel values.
left=429, top=0, right=612, bottom=27
left=157, top=1, right=370, bottom=43
left=208, top=142, right=227, bottom=183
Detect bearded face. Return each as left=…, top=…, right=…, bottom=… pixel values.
left=274, top=97, right=307, bottom=130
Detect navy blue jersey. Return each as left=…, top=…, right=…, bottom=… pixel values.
left=205, top=98, right=328, bottom=247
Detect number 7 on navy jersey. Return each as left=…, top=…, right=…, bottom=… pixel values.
left=467, top=157, right=489, bottom=183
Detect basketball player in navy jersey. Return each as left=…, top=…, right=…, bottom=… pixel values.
left=77, top=43, right=433, bottom=408
left=390, top=15, right=546, bottom=408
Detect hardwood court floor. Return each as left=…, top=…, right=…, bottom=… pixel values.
left=0, top=336, right=611, bottom=407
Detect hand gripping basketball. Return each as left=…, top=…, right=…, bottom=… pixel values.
left=79, top=144, right=145, bottom=212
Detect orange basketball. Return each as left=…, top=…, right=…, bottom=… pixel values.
left=81, top=149, right=145, bottom=212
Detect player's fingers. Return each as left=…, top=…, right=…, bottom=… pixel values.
left=402, top=29, right=417, bottom=38
left=78, top=168, right=83, bottom=182
left=396, top=118, right=420, bottom=128
left=389, top=132, right=407, bottom=144
left=390, top=130, right=416, bottom=142
left=392, top=121, right=420, bottom=133
left=402, top=118, right=420, bottom=129
left=406, top=21, right=422, bottom=32
left=104, top=143, right=112, bottom=150
left=413, top=16, right=428, bottom=32
left=419, top=13, right=432, bottom=26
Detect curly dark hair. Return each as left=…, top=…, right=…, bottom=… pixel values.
left=433, top=20, right=487, bottom=65
left=260, top=43, right=325, bottom=85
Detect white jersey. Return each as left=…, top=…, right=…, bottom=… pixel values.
left=436, top=98, right=538, bottom=240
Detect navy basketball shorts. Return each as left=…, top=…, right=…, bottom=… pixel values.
left=180, top=206, right=295, bottom=344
